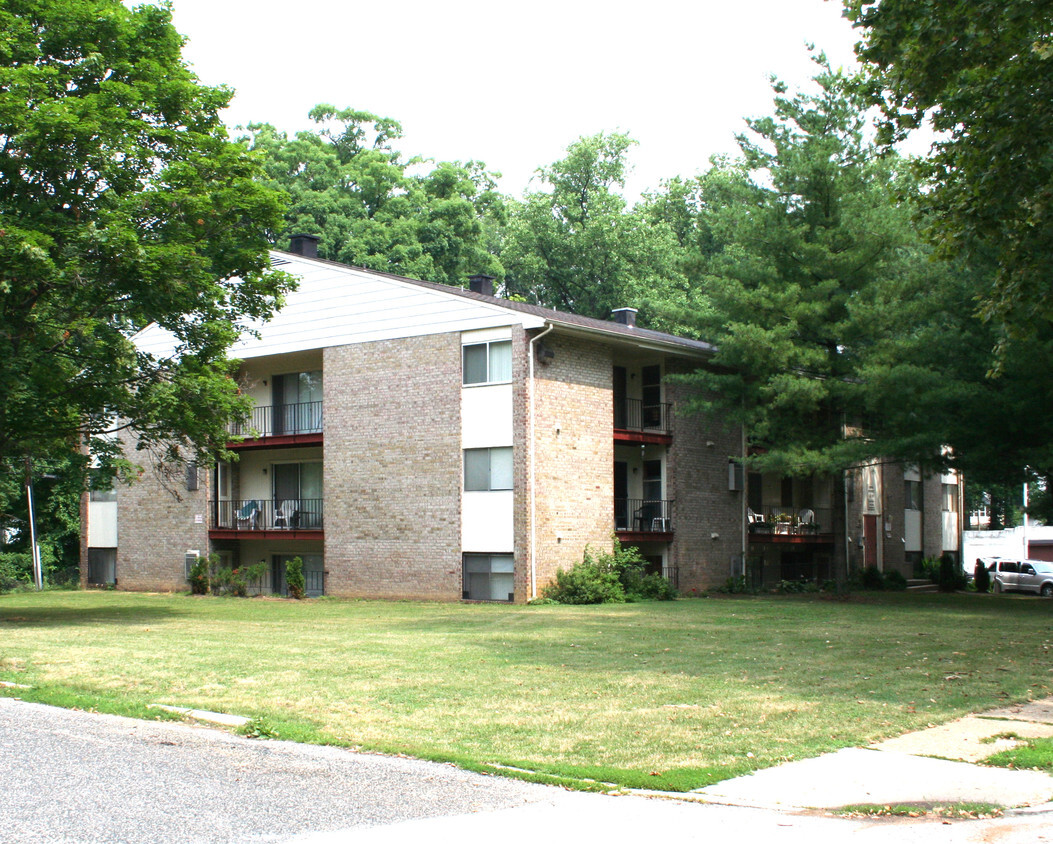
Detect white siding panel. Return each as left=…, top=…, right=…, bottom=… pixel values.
left=134, top=256, right=544, bottom=359
left=462, top=385, right=513, bottom=449
left=904, top=509, right=922, bottom=552
left=462, top=491, right=514, bottom=552
left=943, top=512, right=960, bottom=551
left=87, top=500, right=117, bottom=547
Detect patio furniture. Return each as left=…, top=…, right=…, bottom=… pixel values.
left=235, top=500, right=259, bottom=530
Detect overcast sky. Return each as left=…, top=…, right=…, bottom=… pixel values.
left=167, top=0, right=861, bottom=200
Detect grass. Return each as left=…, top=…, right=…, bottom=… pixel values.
left=835, top=803, right=1003, bottom=819
left=984, top=737, right=1053, bottom=773
left=1, top=590, right=1051, bottom=791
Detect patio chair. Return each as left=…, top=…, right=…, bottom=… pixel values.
left=798, top=508, right=817, bottom=533
left=235, top=500, right=259, bottom=530
left=274, top=499, right=299, bottom=529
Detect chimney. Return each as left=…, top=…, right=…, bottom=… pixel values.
left=468, top=273, right=495, bottom=297
left=288, top=233, right=320, bottom=259
left=611, top=307, right=638, bottom=327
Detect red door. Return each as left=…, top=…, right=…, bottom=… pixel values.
left=864, top=515, right=878, bottom=568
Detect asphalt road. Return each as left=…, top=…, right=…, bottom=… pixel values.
left=2, top=697, right=1051, bottom=844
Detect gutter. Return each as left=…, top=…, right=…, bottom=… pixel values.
left=528, top=322, right=555, bottom=600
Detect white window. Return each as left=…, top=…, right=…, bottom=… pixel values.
left=464, top=448, right=513, bottom=491
left=463, top=553, right=514, bottom=601
left=463, top=341, right=512, bottom=386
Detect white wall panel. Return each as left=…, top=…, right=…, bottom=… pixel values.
left=904, top=509, right=922, bottom=552
left=462, top=491, right=514, bottom=552
left=87, top=501, right=117, bottom=547
left=462, top=385, right=513, bottom=448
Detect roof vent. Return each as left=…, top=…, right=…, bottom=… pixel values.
left=288, top=233, right=320, bottom=259
left=611, top=307, right=638, bottom=327
left=468, top=273, right=495, bottom=297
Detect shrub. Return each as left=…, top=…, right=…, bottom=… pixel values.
left=857, top=565, right=885, bottom=590
left=974, top=559, right=991, bottom=593
left=715, top=575, right=755, bottom=595
left=882, top=569, right=908, bottom=591
left=286, top=556, right=306, bottom=600
left=188, top=556, right=211, bottom=595
left=938, top=553, right=968, bottom=592
left=541, top=542, right=676, bottom=604
left=0, top=552, right=32, bottom=592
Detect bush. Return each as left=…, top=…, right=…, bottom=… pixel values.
left=974, top=559, right=991, bottom=593
left=775, top=579, right=820, bottom=594
left=285, top=556, right=306, bottom=599
left=882, top=569, right=908, bottom=590
left=541, top=543, right=676, bottom=605
left=188, top=556, right=211, bottom=595
left=0, top=552, right=32, bottom=592
left=715, top=575, right=755, bottom=595
left=859, top=565, right=886, bottom=590
left=938, top=553, right=968, bottom=592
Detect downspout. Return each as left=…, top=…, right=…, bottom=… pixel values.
left=528, top=323, right=555, bottom=600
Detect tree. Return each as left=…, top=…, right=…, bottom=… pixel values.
left=846, top=0, right=1053, bottom=346
left=0, top=1, right=292, bottom=496
left=241, top=106, right=504, bottom=285
left=500, top=132, right=685, bottom=320
left=663, top=62, right=958, bottom=475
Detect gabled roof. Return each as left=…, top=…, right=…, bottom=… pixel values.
left=134, top=250, right=717, bottom=361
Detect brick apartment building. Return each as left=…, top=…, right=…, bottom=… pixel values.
left=82, top=239, right=746, bottom=600
left=82, top=239, right=963, bottom=598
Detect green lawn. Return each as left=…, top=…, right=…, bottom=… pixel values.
left=1, top=590, right=1051, bottom=791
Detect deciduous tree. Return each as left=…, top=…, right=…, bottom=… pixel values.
left=0, top=0, right=292, bottom=494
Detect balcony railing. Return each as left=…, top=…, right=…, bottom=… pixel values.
left=209, top=498, right=324, bottom=531
left=615, top=498, right=674, bottom=533
left=614, top=399, right=672, bottom=435
left=227, top=401, right=323, bottom=439
left=749, top=506, right=832, bottom=537
left=207, top=567, right=326, bottom=598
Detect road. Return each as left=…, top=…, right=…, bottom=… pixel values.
left=1, top=697, right=1049, bottom=843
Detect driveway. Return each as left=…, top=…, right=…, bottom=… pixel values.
left=1, top=697, right=1051, bottom=843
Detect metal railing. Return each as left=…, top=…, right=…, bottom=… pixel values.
left=748, top=506, right=832, bottom=536
left=209, top=498, right=324, bottom=531
left=228, top=401, right=323, bottom=439
left=238, top=568, right=326, bottom=598
left=614, top=498, right=674, bottom=533
left=614, top=399, right=672, bottom=435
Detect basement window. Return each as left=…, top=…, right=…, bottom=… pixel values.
left=463, top=553, right=514, bottom=601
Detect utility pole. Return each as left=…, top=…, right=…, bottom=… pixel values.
left=24, top=456, right=42, bottom=590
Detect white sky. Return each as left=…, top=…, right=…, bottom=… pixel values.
left=167, top=0, right=861, bottom=200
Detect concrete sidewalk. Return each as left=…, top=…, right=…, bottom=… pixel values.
left=693, top=697, right=1053, bottom=812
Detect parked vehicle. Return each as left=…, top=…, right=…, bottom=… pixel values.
left=987, top=559, right=1053, bottom=596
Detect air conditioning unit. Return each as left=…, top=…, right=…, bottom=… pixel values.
left=536, top=343, right=554, bottom=364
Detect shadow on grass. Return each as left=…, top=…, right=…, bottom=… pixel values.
left=0, top=604, right=183, bottom=628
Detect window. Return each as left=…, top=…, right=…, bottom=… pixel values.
left=463, top=553, right=514, bottom=601
left=89, top=488, right=117, bottom=502
left=905, top=480, right=922, bottom=510
left=273, top=370, right=323, bottom=434
left=463, top=341, right=512, bottom=385
left=464, top=447, right=513, bottom=491
left=942, top=483, right=958, bottom=512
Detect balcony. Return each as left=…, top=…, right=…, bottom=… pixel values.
left=227, top=401, right=323, bottom=448
left=748, top=506, right=833, bottom=543
left=615, top=498, right=674, bottom=539
left=208, top=498, right=324, bottom=539
left=614, top=399, right=672, bottom=443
